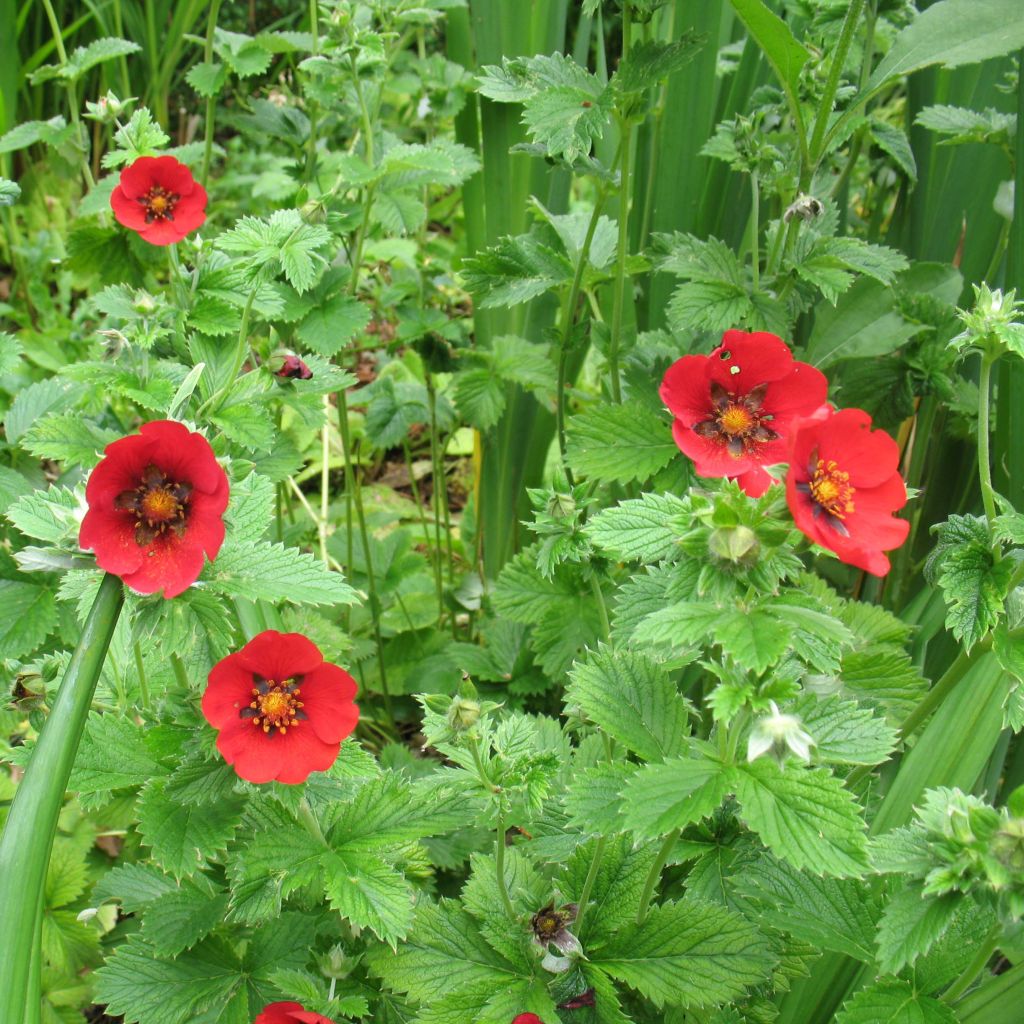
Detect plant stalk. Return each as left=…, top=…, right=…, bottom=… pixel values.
left=636, top=828, right=679, bottom=925
left=0, top=574, right=124, bottom=1021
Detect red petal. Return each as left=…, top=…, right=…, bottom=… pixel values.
left=289, top=1012, right=335, bottom=1024
left=110, top=186, right=150, bottom=230
left=672, top=420, right=760, bottom=477
left=733, top=465, right=776, bottom=497
left=758, top=361, right=829, bottom=418
left=217, top=718, right=340, bottom=785
left=79, top=509, right=144, bottom=575
left=186, top=489, right=227, bottom=561
left=236, top=631, right=324, bottom=682
left=254, top=1003, right=305, bottom=1024
left=300, top=663, right=360, bottom=744
left=201, top=653, right=253, bottom=729
left=139, top=421, right=227, bottom=496
left=811, top=408, right=901, bottom=488
left=706, top=331, right=795, bottom=390
left=121, top=533, right=206, bottom=598
left=659, top=354, right=712, bottom=425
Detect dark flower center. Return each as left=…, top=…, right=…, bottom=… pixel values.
left=138, top=184, right=180, bottom=223
left=692, top=381, right=779, bottom=458
left=797, top=455, right=856, bottom=536
left=239, top=675, right=307, bottom=736
left=115, top=464, right=192, bottom=546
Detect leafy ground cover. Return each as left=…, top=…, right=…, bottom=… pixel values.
left=2, top=1, right=1024, bottom=1022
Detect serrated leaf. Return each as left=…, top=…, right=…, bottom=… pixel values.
left=565, top=401, right=678, bottom=484
left=592, top=897, right=773, bottom=1008
left=71, top=714, right=169, bottom=794
left=731, top=760, right=869, bottom=876
left=94, top=936, right=241, bottom=1024
left=584, top=493, right=688, bottom=562
left=789, top=694, right=897, bottom=766
left=203, top=540, right=358, bottom=606
left=21, top=414, right=121, bottom=468
left=296, top=293, right=371, bottom=357
left=0, top=580, right=57, bottom=659
left=667, top=280, right=752, bottom=333
left=454, top=367, right=506, bottom=431
left=137, top=779, right=244, bottom=878
left=876, top=884, right=962, bottom=976
left=460, top=234, right=572, bottom=308
left=566, top=646, right=691, bottom=762
left=735, top=856, right=881, bottom=962
left=210, top=402, right=276, bottom=452
left=5, top=378, right=86, bottom=444
left=143, top=885, right=231, bottom=958
left=562, top=761, right=633, bottom=835
left=6, top=486, right=81, bottom=544
left=615, top=35, right=704, bottom=94
left=620, top=755, right=730, bottom=838
left=224, top=472, right=275, bottom=545
left=365, top=899, right=520, bottom=1002
left=323, top=850, right=414, bottom=945
left=836, top=979, right=957, bottom=1024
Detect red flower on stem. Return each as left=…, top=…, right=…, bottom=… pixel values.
left=202, top=631, right=359, bottom=785
left=660, top=330, right=828, bottom=487
left=254, top=1002, right=335, bottom=1024
left=786, top=407, right=910, bottom=576
left=80, top=420, right=228, bottom=598
left=110, top=155, right=208, bottom=246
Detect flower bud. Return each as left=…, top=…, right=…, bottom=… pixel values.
left=992, top=818, right=1024, bottom=874
left=318, top=943, right=354, bottom=979
left=132, top=291, right=157, bottom=316
left=274, top=354, right=314, bottom=381
left=447, top=696, right=481, bottom=731
left=748, top=702, right=814, bottom=765
left=708, top=525, right=760, bottom=565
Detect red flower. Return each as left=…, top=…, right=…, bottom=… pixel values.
left=254, top=1002, right=334, bottom=1024
left=786, top=407, right=909, bottom=576
left=80, top=420, right=228, bottom=598
left=201, top=631, right=359, bottom=785
left=276, top=354, right=313, bottom=380
left=660, top=330, right=828, bottom=483
left=110, top=155, right=207, bottom=246
left=512, top=1016, right=544, bottom=1024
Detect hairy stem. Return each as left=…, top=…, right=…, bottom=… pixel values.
left=636, top=828, right=679, bottom=925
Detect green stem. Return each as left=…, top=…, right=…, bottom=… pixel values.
left=636, top=828, right=679, bottom=925
left=978, top=352, right=999, bottom=535
left=495, top=811, right=516, bottom=919
left=426, top=375, right=448, bottom=621
left=590, top=574, right=610, bottom=638
left=806, top=0, right=866, bottom=182
left=574, top=835, right=607, bottom=939
left=201, top=287, right=257, bottom=417
left=0, top=574, right=124, bottom=1021
left=200, top=0, right=223, bottom=188
left=171, top=654, right=190, bottom=692
left=942, top=922, right=1001, bottom=1003
left=749, top=170, right=760, bottom=292
left=133, top=641, right=151, bottom=713
left=297, top=797, right=326, bottom=844
left=608, top=59, right=634, bottom=406
left=24, top=890, right=42, bottom=1024
left=319, top=397, right=331, bottom=565
left=40, top=0, right=94, bottom=189
left=405, top=436, right=443, bottom=620
left=338, top=394, right=393, bottom=725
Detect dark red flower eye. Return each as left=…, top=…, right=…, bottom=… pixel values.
left=202, top=631, right=359, bottom=785
left=660, top=330, right=828, bottom=494
left=79, top=420, right=229, bottom=598
left=786, top=407, right=909, bottom=576
left=110, top=155, right=207, bottom=246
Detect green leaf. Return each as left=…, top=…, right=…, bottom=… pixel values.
left=561, top=761, right=633, bottom=835
left=143, top=884, right=231, bottom=958
left=71, top=714, right=169, bottom=794
left=928, top=515, right=1013, bottom=650
left=0, top=580, right=57, bottom=659
left=731, top=760, right=869, bottom=876
left=876, top=884, right=962, bottom=976
left=5, top=378, right=86, bottom=444
left=217, top=210, right=332, bottom=294
left=137, top=779, right=243, bottom=878
left=866, top=0, right=1024, bottom=96
left=454, top=368, right=506, bottom=431
left=186, top=61, right=229, bottom=98
left=565, top=401, right=678, bottom=484
left=203, top=540, right=359, bottom=606
left=0, top=179, right=20, bottom=207
left=21, top=413, right=120, bottom=468
left=32, top=38, right=141, bottom=84
left=667, top=280, right=752, bottom=333
left=210, top=402, right=276, bottom=452
left=736, top=856, right=881, bottom=962
left=836, top=979, right=958, bottom=1024
left=94, top=936, right=241, bottom=1024
left=6, top=486, right=81, bottom=545
left=620, top=755, right=730, bottom=838
left=592, top=897, right=773, bottom=1008
left=363, top=378, right=430, bottom=450
left=566, top=646, right=691, bottom=762
left=366, top=899, right=521, bottom=1002
left=322, top=850, right=414, bottom=946
left=584, top=493, right=688, bottom=562
left=789, top=694, right=898, bottom=766
left=224, top=472, right=275, bottom=546
left=93, top=862, right=180, bottom=912
left=296, top=294, right=371, bottom=358
left=729, top=0, right=810, bottom=124
left=615, top=35, right=704, bottom=94
left=562, top=835, right=660, bottom=946
left=460, top=234, right=572, bottom=308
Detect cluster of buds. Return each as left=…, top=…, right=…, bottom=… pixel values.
left=84, top=91, right=135, bottom=124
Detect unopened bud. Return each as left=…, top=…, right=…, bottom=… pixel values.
left=318, top=943, right=353, bottom=979
left=447, top=696, right=481, bottom=731
left=708, top=525, right=760, bottom=565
